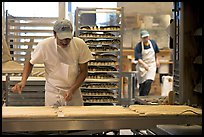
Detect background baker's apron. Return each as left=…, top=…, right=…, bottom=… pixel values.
left=136, top=40, right=156, bottom=84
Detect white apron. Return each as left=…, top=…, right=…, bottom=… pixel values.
left=45, top=44, right=83, bottom=106
left=136, top=40, right=156, bottom=84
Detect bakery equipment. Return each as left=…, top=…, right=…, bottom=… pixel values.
left=2, top=105, right=202, bottom=134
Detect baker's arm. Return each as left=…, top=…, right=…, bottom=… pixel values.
left=64, top=62, right=88, bottom=101
left=11, top=60, right=33, bottom=94
left=155, top=53, right=160, bottom=68
left=138, top=59, right=149, bottom=71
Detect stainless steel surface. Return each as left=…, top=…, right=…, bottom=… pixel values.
left=2, top=115, right=201, bottom=132
left=119, top=71, right=137, bottom=106
left=2, top=105, right=202, bottom=132
left=3, top=75, right=45, bottom=106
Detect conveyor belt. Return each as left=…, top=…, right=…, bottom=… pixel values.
left=2, top=105, right=202, bottom=132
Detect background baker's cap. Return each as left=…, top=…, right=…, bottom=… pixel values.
left=53, top=19, right=73, bottom=39
left=140, top=30, right=150, bottom=38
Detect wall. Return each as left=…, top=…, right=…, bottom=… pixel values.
left=117, top=2, right=173, bottom=49
left=117, top=2, right=172, bottom=15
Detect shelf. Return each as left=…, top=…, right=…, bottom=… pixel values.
left=77, top=7, right=122, bottom=11
left=79, top=29, right=121, bottom=32
left=80, top=87, right=119, bottom=90
left=159, top=49, right=173, bottom=53
left=88, top=71, right=118, bottom=74
left=89, top=67, right=117, bottom=71
left=86, top=43, right=120, bottom=45
left=34, top=64, right=45, bottom=68
left=89, top=65, right=117, bottom=68
left=79, top=25, right=121, bottom=31
left=90, top=58, right=117, bottom=62
left=91, top=50, right=119, bottom=53
left=83, top=101, right=118, bottom=104
left=89, top=60, right=118, bottom=63
left=79, top=36, right=120, bottom=39
left=123, top=49, right=134, bottom=56
left=79, top=10, right=121, bottom=14
left=2, top=61, right=23, bottom=74
left=85, top=40, right=120, bottom=45
left=88, top=44, right=119, bottom=47
left=159, top=60, right=173, bottom=64
left=85, top=78, right=119, bottom=82
left=82, top=94, right=117, bottom=98
left=88, top=65, right=117, bottom=67
left=76, top=7, right=123, bottom=106
left=2, top=76, right=45, bottom=82
left=88, top=71, right=119, bottom=73
left=81, top=89, right=118, bottom=92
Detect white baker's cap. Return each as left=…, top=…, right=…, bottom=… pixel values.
left=53, top=19, right=73, bottom=39
left=140, top=30, right=150, bottom=38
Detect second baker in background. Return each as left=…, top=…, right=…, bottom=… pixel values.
left=134, top=30, right=160, bottom=96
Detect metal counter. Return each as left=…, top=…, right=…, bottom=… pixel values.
left=2, top=106, right=202, bottom=132
left=3, top=116, right=201, bottom=132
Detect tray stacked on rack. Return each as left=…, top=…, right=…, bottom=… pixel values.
left=75, top=8, right=124, bottom=105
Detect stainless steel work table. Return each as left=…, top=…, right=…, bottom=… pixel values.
left=2, top=105, right=202, bottom=132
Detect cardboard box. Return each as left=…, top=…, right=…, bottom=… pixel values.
left=149, top=85, right=161, bottom=96
left=122, top=56, right=132, bottom=72
left=158, top=50, right=172, bottom=60
left=124, top=14, right=142, bottom=29
left=159, top=63, right=169, bottom=73
left=149, top=73, right=161, bottom=95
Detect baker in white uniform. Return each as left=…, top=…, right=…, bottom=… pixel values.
left=12, top=19, right=93, bottom=106
left=134, top=30, right=160, bottom=96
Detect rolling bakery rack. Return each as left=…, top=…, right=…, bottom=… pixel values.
left=75, top=7, right=124, bottom=105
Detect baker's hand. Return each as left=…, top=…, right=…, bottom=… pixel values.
left=143, top=63, right=149, bottom=71
left=11, top=82, right=25, bottom=94
left=63, top=90, right=73, bottom=101
left=156, top=60, right=160, bottom=68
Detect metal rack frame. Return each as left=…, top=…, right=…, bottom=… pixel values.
left=2, top=75, right=45, bottom=106
left=75, top=7, right=124, bottom=105
left=5, top=11, right=58, bottom=65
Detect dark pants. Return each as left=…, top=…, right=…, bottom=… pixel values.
left=139, top=79, right=153, bottom=96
